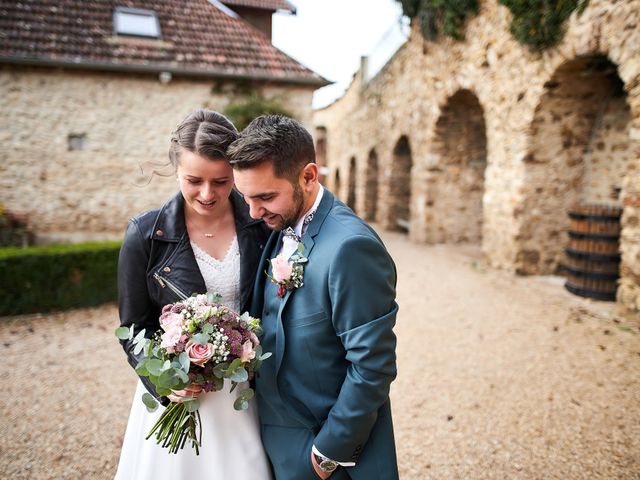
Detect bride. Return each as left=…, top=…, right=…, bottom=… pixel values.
left=115, top=109, right=272, bottom=479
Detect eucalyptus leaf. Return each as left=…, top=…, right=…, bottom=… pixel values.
left=146, top=359, right=164, bottom=377
left=133, top=339, right=146, bottom=356
left=192, top=333, right=210, bottom=345
left=158, top=368, right=187, bottom=389
left=155, top=387, right=172, bottom=397
left=184, top=398, right=200, bottom=412
left=176, top=369, right=189, bottom=384
left=115, top=326, right=130, bottom=340
left=133, top=328, right=146, bottom=344
left=260, top=352, right=272, bottom=361
left=227, top=358, right=242, bottom=374
left=229, top=367, right=248, bottom=383
left=142, top=393, right=159, bottom=412
left=161, top=360, right=171, bottom=372
left=233, top=398, right=249, bottom=411
left=213, top=363, right=228, bottom=379
left=178, top=352, right=190, bottom=373
left=238, top=388, right=255, bottom=401
left=135, top=360, right=149, bottom=377
left=202, top=323, right=214, bottom=335
left=213, top=376, right=224, bottom=392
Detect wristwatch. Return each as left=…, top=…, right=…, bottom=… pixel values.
left=313, top=452, right=338, bottom=473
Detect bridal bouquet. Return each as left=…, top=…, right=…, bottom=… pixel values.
left=115, top=293, right=270, bottom=455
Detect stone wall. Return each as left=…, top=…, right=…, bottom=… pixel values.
left=313, top=0, right=640, bottom=313
left=0, top=66, right=314, bottom=242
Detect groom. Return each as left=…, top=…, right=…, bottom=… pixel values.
left=228, top=115, right=399, bottom=480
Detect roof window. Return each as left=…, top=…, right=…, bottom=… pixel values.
left=114, top=7, right=161, bottom=38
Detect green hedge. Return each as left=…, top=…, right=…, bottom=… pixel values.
left=0, top=241, right=121, bottom=316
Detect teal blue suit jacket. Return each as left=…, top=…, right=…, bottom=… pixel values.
left=253, top=189, right=399, bottom=479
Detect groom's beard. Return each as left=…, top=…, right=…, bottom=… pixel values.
left=264, top=184, right=306, bottom=231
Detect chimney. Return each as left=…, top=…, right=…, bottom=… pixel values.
left=360, top=56, right=369, bottom=92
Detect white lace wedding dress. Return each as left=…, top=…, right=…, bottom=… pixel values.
left=115, top=237, right=272, bottom=479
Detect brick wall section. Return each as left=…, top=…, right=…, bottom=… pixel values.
left=313, top=0, right=640, bottom=313
left=0, top=66, right=314, bottom=242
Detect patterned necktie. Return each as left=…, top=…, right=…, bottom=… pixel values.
left=282, top=227, right=300, bottom=243
left=303, top=211, right=315, bottom=229
left=282, top=211, right=315, bottom=243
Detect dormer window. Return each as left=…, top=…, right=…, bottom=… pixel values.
left=114, top=7, right=161, bottom=39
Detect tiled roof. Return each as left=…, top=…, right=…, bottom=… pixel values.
left=220, top=0, right=295, bottom=13
left=0, top=0, right=327, bottom=86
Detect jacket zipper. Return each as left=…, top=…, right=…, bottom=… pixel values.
left=153, top=272, right=188, bottom=301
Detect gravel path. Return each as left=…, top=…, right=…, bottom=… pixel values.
left=1, top=230, right=639, bottom=479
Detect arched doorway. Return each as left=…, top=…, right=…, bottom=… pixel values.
left=430, top=89, right=487, bottom=243
left=347, top=156, right=357, bottom=211
left=364, top=149, right=379, bottom=222
left=333, top=168, right=342, bottom=201
left=518, top=55, right=632, bottom=279
left=389, top=136, right=412, bottom=232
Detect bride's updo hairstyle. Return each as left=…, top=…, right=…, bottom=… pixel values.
left=169, top=109, right=239, bottom=168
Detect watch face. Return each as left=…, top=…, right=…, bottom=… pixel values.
left=319, top=460, right=338, bottom=472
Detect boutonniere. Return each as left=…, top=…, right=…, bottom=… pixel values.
left=266, top=242, right=308, bottom=298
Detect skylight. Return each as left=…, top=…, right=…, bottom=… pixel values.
left=208, top=0, right=239, bottom=18
left=114, top=7, right=161, bottom=38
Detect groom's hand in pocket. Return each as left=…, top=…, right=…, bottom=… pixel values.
left=310, top=451, right=332, bottom=479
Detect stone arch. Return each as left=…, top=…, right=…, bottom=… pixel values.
left=388, top=136, right=412, bottom=232
left=517, top=54, right=634, bottom=276
left=364, top=149, right=379, bottom=222
left=347, top=156, right=357, bottom=211
left=427, top=89, right=487, bottom=243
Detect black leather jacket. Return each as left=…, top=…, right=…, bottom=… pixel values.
left=117, top=189, right=269, bottom=402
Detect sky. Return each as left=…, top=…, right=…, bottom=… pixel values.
left=271, top=0, right=409, bottom=109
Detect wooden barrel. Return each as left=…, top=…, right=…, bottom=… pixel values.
left=561, top=205, right=622, bottom=301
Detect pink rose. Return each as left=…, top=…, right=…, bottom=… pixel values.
left=160, top=324, right=182, bottom=353
left=271, top=254, right=293, bottom=283
left=185, top=341, right=215, bottom=366
left=249, top=331, right=260, bottom=346
left=240, top=340, right=256, bottom=363
left=162, top=303, right=173, bottom=314
left=160, top=312, right=183, bottom=331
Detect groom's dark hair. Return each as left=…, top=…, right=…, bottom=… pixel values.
left=228, top=115, right=315, bottom=182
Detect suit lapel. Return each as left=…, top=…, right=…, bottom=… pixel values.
left=250, top=230, right=280, bottom=314
left=273, top=189, right=335, bottom=376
